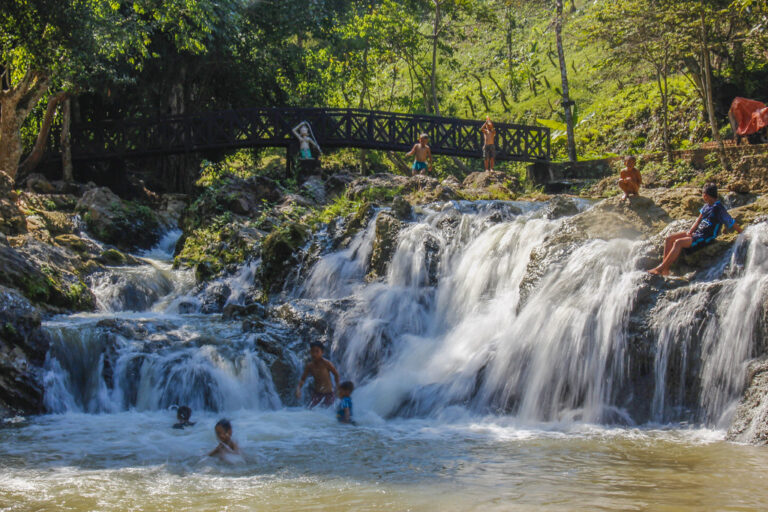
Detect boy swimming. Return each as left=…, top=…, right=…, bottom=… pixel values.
left=295, top=342, right=341, bottom=408
left=208, top=418, right=241, bottom=461
left=172, top=405, right=195, bottom=429
left=649, top=182, right=743, bottom=276
left=406, top=133, right=433, bottom=176
left=336, top=381, right=355, bottom=425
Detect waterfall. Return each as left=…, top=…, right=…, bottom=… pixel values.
left=39, top=204, right=768, bottom=428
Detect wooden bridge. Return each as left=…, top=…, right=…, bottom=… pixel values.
left=55, top=107, right=550, bottom=163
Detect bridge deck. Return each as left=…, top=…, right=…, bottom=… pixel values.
left=57, top=108, right=550, bottom=163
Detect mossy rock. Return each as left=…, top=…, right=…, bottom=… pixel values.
left=100, top=248, right=127, bottom=266
left=260, top=222, right=309, bottom=291
left=54, top=234, right=88, bottom=254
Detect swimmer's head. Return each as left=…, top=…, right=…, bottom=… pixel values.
left=177, top=405, right=192, bottom=422
left=309, top=341, right=325, bottom=360
left=215, top=419, right=232, bottom=442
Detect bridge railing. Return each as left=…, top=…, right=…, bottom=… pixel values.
left=63, top=107, right=550, bottom=163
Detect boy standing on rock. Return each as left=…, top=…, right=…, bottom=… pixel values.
left=649, top=182, right=743, bottom=276
left=480, top=117, right=496, bottom=172
left=296, top=342, right=341, bottom=408
left=618, top=156, right=642, bottom=201
left=406, top=133, right=433, bottom=176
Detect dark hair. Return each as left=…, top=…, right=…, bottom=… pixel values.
left=703, top=182, right=718, bottom=199
left=339, top=381, right=355, bottom=392
left=177, top=405, right=192, bottom=421
left=215, top=419, right=232, bottom=432
left=309, top=341, right=325, bottom=352
left=624, top=155, right=636, bottom=163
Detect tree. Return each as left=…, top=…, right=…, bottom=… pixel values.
left=587, top=0, right=678, bottom=160
left=554, top=0, right=577, bottom=162
left=0, top=0, right=239, bottom=181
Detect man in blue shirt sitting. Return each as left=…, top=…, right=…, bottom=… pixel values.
left=649, top=182, right=743, bottom=276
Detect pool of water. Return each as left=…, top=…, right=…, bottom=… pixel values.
left=2, top=410, right=768, bottom=511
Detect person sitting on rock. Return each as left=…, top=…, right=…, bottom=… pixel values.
left=173, top=405, right=195, bottom=429
left=295, top=342, right=340, bottom=408
left=406, top=133, right=433, bottom=176
left=649, top=182, right=743, bottom=276
left=618, top=156, right=642, bottom=201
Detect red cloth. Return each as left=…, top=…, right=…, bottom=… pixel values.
left=730, top=97, right=768, bottom=136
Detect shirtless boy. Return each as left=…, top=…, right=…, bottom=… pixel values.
left=480, top=117, right=496, bottom=171
left=295, top=342, right=341, bottom=408
left=618, top=156, right=642, bottom=201
left=406, top=133, right=433, bottom=176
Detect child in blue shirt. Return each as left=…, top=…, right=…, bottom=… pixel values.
left=649, top=182, right=743, bottom=276
left=336, top=381, right=355, bottom=425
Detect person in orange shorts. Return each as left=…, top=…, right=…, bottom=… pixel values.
left=618, top=156, right=642, bottom=201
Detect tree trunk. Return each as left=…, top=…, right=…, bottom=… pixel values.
left=18, top=91, right=69, bottom=178
left=61, top=97, right=73, bottom=182
left=555, top=0, right=577, bottom=162
left=0, top=69, right=51, bottom=180
left=700, top=11, right=731, bottom=171
left=431, top=0, right=441, bottom=115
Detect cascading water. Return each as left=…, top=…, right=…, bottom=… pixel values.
left=6, top=199, right=768, bottom=511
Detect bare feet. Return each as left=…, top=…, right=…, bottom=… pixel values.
left=648, top=267, right=670, bottom=276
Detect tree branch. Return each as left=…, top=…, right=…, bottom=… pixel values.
left=18, top=91, right=69, bottom=178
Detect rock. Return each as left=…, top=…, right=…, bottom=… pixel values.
left=301, top=176, right=327, bottom=204
left=461, top=170, right=508, bottom=190
left=269, top=357, right=296, bottom=404
left=0, top=286, right=50, bottom=415
left=347, top=173, right=409, bottom=199
left=441, top=176, right=461, bottom=189
left=722, top=192, right=757, bottom=209
left=100, top=248, right=127, bottom=265
left=24, top=173, right=54, bottom=194
left=37, top=211, right=75, bottom=235
left=55, top=234, right=89, bottom=254
left=0, top=171, right=14, bottom=198
left=0, top=196, right=26, bottom=235
left=544, top=195, right=581, bottom=220
left=728, top=180, right=750, bottom=194
left=259, top=223, right=309, bottom=291
left=391, top=196, right=413, bottom=220
left=367, top=213, right=402, bottom=280
left=0, top=238, right=94, bottom=310
left=727, top=358, right=768, bottom=445
left=157, top=194, right=188, bottom=227
left=77, top=187, right=161, bottom=251
left=199, top=282, right=231, bottom=314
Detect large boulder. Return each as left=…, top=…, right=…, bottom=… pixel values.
left=77, top=187, right=162, bottom=251
left=0, top=286, right=50, bottom=415
left=367, top=213, right=402, bottom=281
left=727, top=358, right=768, bottom=445
left=461, top=170, right=509, bottom=190
left=259, top=222, right=309, bottom=292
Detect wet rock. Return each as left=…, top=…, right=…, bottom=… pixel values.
left=727, top=358, right=768, bottom=445
left=423, top=234, right=441, bottom=287
left=259, top=222, right=309, bottom=292
left=269, top=357, right=296, bottom=403
left=544, top=195, right=581, bottom=219
left=0, top=286, right=50, bottom=415
left=99, top=248, right=127, bottom=265
left=367, top=213, right=402, bottom=281
left=242, top=318, right=265, bottom=332
left=336, top=201, right=375, bottom=248
left=391, top=195, right=413, bottom=220
left=77, top=187, right=161, bottom=251
left=199, top=282, right=231, bottom=314
left=722, top=192, right=757, bottom=209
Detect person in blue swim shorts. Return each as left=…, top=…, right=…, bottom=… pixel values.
left=649, top=182, right=743, bottom=276
left=406, top=133, right=433, bottom=176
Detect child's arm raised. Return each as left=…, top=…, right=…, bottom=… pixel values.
left=405, top=144, right=418, bottom=157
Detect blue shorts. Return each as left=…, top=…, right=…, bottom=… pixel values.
left=412, top=161, right=428, bottom=172
left=685, top=232, right=714, bottom=254
left=300, top=148, right=312, bottom=159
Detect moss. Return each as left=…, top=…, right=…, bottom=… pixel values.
left=100, top=248, right=127, bottom=265
left=259, top=222, right=309, bottom=291
left=174, top=213, right=255, bottom=278
left=65, top=281, right=94, bottom=310
left=458, top=184, right=517, bottom=201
